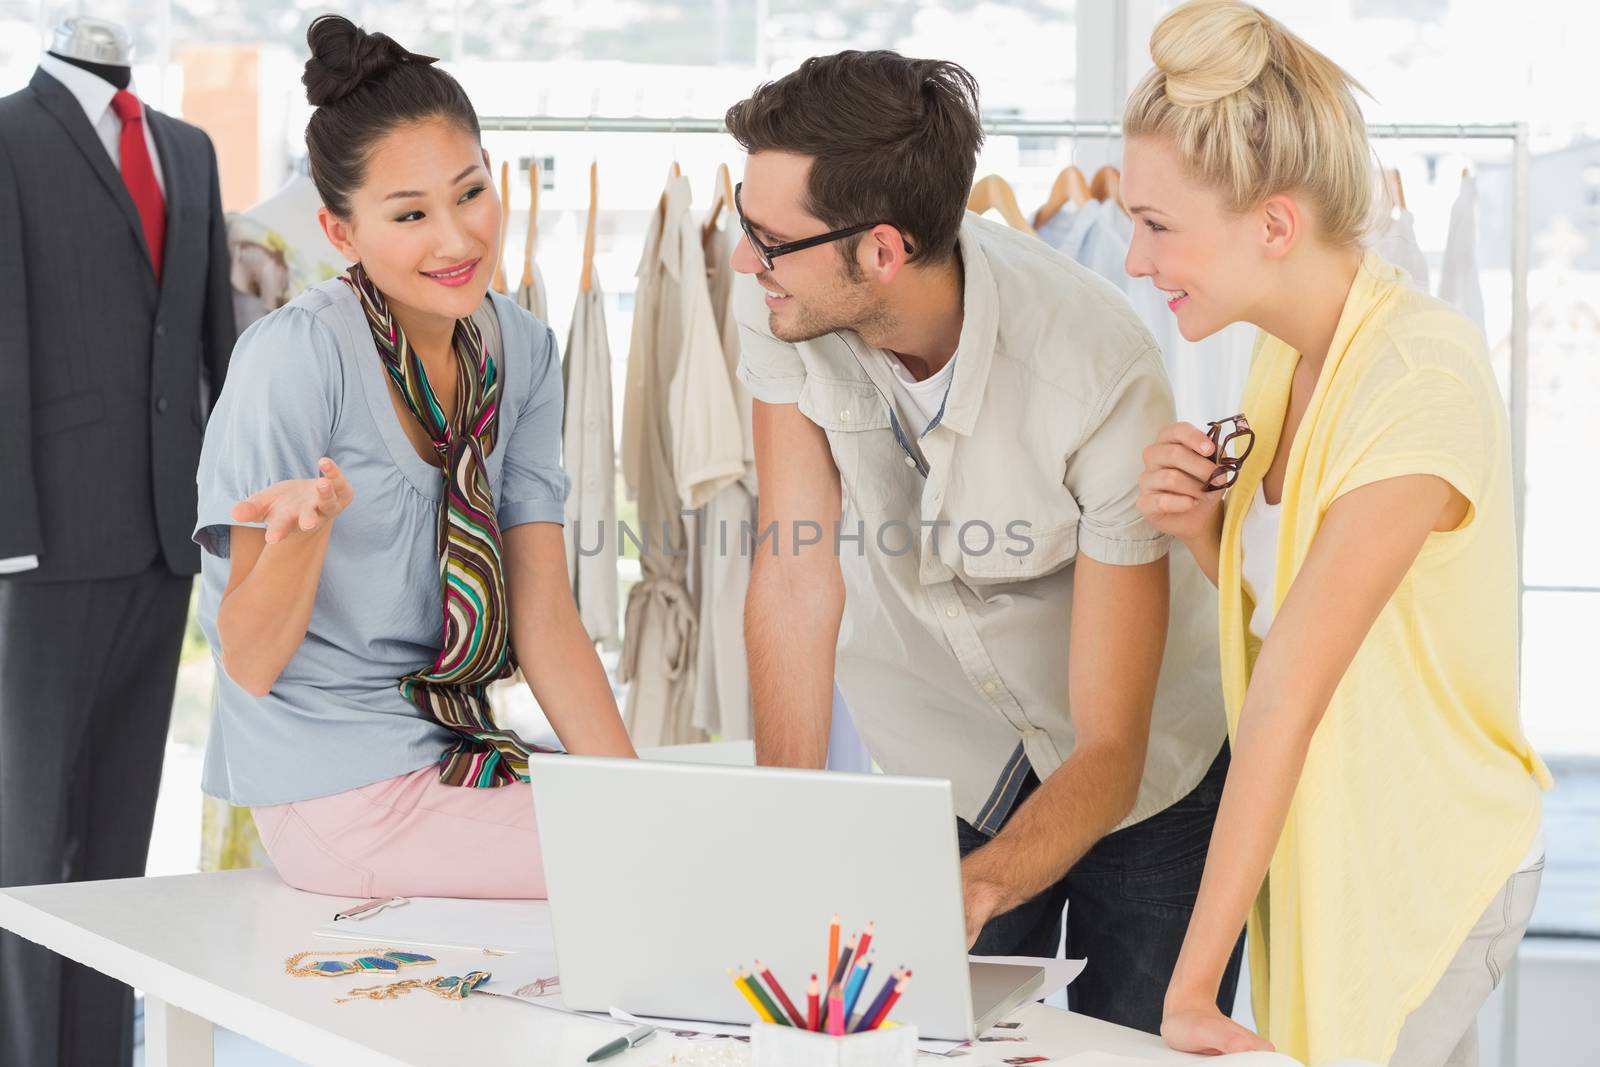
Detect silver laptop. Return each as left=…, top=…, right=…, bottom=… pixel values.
left=527, top=754, right=1045, bottom=1040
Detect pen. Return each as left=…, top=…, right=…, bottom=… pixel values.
left=585, top=1023, right=656, bottom=1062
left=331, top=896, right=407, bottom=922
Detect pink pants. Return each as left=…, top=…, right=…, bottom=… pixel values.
left=250, top=764, right=547, bottom=899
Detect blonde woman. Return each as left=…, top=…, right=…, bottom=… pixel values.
left=1123, top=2, right=1550, bottom=1063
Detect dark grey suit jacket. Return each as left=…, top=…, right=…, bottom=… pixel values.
left=0, top=67, right=234, bottom=581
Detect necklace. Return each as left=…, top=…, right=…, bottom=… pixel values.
left=284, top=948, right=437, bottom=978
left=335, top=970, right=493, bottom=1004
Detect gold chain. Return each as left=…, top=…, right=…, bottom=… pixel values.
left=283, top=947, right=429, bottom=979
left=335, top=971, right=493, bottom=1004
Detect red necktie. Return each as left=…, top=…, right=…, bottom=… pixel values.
left=110, top=90, right=165, bottom=279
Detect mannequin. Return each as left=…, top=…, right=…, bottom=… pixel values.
left=0, top=16, right=235, bottom=1067
left=46, top=16, right=134, bottom=89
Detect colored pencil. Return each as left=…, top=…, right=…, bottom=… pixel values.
left=755, top=959, right=807, bottom=1028
left=729, top=968, right=772, bottom=1022
left=806, top=973, right=820, bottom=1032
left=820, top=933, right=857, bottom=1030
left=827, top=934, right=857, bottom=993
left=852, top=921, right=875, bottom=970
left=827, top=985, right=846, bottom=1036
left=826, top=912, right=840, bottom=986
left=849, top=967, right=901, bottom=1033
left=741, top=969, right=789, bottom=1026
left=842, top=953, right=873, bottom=1021
left=864, top=971, right=910, bottom=1031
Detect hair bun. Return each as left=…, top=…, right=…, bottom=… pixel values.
left=1150, top=0, right=1271, bottom=107
left=302, top=14, right=436, bottom=107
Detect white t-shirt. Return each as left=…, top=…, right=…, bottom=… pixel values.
left=1241, top=485, right=1282, bottom=642
left=885, top=350, right=958, bottom=437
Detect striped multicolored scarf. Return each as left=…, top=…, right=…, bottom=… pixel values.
left=341, top=263, right=549, bottom=787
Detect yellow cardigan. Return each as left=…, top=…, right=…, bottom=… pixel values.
left=1219, top=251, right=1551, bottom=1064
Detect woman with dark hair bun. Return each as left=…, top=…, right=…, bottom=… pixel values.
left=191, top=15, right=635, bottom=899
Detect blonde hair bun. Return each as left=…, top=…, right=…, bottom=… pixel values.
left=1152, top=0, right=1271, bottom=107
left=1124, top=0, right=1375, bottom=245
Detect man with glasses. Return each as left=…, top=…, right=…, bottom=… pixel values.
left=725, top=51, right=1240, bottom=1033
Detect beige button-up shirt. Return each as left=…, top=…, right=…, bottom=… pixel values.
left=736, top=213, right=1225, bottom=832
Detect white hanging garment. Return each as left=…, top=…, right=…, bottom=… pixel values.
left=1375, top=208, right=1431, bottom=291
left=1040, top=201, right=1254, bottom=428
left=516, top=259, right=549, bottom=322
left=1438, top=173, right=1486, bottom=333
left=689, top=217, right=758, bottom=740
left=562, top=274, right=620, bottom=648
left=618, top=174, right=745, bottom=747
left=227, top=168, right=347, bottom=331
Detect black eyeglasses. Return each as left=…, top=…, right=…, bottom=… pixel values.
left=1203, top=414, right=1256, bottom=492
left=734, top=182, right=900, bottom=271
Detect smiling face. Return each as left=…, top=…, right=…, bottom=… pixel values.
left=1121, top=134, right=1281, bottom=343
left=729, top=150, right=891, bottom=344
left=318, top=117, right=501, bottom=326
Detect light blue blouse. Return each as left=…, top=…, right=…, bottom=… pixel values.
left=193, top=278, right=569, bottom=806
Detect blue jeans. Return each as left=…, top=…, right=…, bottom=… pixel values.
left=957, top=745, right=1243, bottom=1035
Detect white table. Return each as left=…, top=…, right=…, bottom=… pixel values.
left=0, top=868, right=1215, bottom=1066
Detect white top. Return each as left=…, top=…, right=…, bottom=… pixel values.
left=1375, top=207, right=1430, bottom=292
left=1438, top=173, right=1487, bottom=333
left=37, top=52, right=166, bottom=194
left=561, top=278, right=620, bottom=648
left=885, top=349, right=958, bottom=436
left=1241, top=485, right=1282, bottom=641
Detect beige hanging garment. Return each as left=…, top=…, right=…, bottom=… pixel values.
left=618, top=172, right=744, bottom=746
left=689, top=170, right=758, bottom=740
left=562, top=162, right=618, bottom=646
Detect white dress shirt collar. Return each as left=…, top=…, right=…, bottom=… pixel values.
left=37, top=51, right=138, bottom=127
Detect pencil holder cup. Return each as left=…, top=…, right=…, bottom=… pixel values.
left=750, top=1021, right=918, bottom=1067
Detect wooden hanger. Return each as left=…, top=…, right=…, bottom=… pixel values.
left=1034, top=165, right=1090, bottom=229
left=1089, top=164, right=1123, bottom=214
left=492, top=160, right=510, bottom=292
left=1386, top=167, right=1408, bottom=211
left=519, top=159, right=540, bottom=294
left=967, top=174, right=1034, bottom=234
left=581, top=161, right=599, bottom=294
left=703, top=162, right=736, bottom=238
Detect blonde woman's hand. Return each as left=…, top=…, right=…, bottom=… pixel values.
left=230, top=457, right=354, bottom=544
left=1137, top=422, right=1227, bottom=545
left=1162, top=1002, right=1274, bottom=1056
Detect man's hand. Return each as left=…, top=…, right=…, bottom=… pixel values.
left=960, top=851, right=1017, bottom=950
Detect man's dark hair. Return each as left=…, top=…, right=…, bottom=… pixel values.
left=725, top=50, right=984, bottom=266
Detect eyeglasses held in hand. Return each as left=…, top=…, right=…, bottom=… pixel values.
left=1203, top=414, right=1255, bottom=492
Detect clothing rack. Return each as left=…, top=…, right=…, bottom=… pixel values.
left=479, top=112, right=1532, bottom=600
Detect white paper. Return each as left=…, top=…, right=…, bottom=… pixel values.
left=969, top=954, right=1088, bottom=1004
left=312, top=896, right=555, bottom=955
